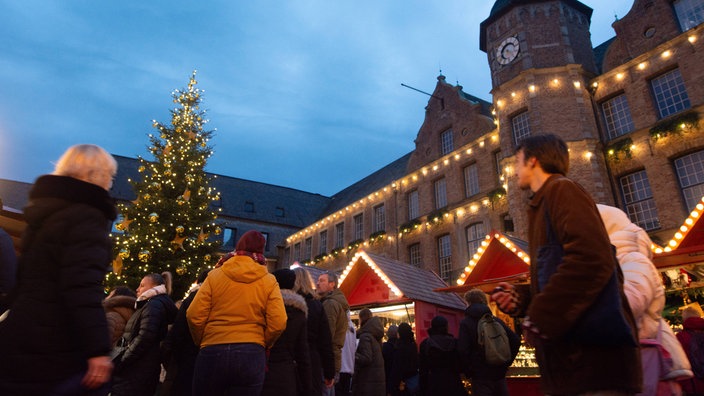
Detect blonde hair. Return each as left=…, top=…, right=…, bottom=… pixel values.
left=53, top=144, right=117, bottom=187
left=464, top=288, right=488, bottom=305
left=292, top=267, right=317, bottom=297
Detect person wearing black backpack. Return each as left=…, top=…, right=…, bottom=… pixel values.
left=458, top=289, right=519, bottom=396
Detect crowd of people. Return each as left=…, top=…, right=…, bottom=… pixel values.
left=1, top=138, right=704, bottom=396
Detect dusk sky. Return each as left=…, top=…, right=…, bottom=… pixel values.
left=0, top=1, right=632, bottom=196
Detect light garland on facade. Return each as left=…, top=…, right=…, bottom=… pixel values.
left=653, top=196, right=704, bottom=254
left=338, top=250, right=402, bottom=297
left=455, top=232, right=530, bottom=285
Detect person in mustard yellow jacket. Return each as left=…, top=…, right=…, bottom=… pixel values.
left=187, top=230, right=287, bottom=396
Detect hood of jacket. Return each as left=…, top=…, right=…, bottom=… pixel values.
left=358, top=316, right=384, bottom=341
left=220, top=254, right=269, bottom=284
left=465, top=302, right=492, bottom=319
left=426, top=333, right=458, bottom=352
left=135, top=293, right=178, bottom=321
left=103, top=295, right=136, bottom=312
left=281, top=289, right=308, bottom=317
left=322, top=288, right=349, bottom=311
left=24, top=175, right=117, bottom=226
left=597, top=204, right=653, bottom=261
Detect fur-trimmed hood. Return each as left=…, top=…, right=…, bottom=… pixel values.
left=103, top=295, right=136, bottom=311
left=281, top=289, right=308, bottom=317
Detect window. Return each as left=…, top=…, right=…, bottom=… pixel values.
left=438, top=234, right=452, bottom=280
left=675, top=0, right=704, bottom=31
left=408, top=190, right=420, bottom=220
left=601, top=94, right=635, bottom=140
left=262, top=232, right=269, bottom=252
left=440, top=129, right=454, bottom=155
left=675, top=150, right=704, bottom=212
left=651, top=69, right=691, bottom=119
left=244, top=201, right=255, bottom=212
left=304, top=237, right=312, bottom=261
left=620, top=170, right=660, bottom=230
left=293, top=243, right=301, bottom=262
left=494, top=151, right=503, bottom=175
left=222, top=227, right=237, bottom=250
left=409, top=243, right=422, bottom=267
left=373, top=204, right=385, bottom=233
left=502, top=213, right=515, bottom=233
left=464, top=163, right=480, bottom=197
left=466, top=222, right=486, bottom=257
left=512, top=111, right=531, bottom=146
left=283, top=247, right=290, bottom=266
left=335, top=223, right=345, bottom=248
left=353, top=214, right=364, bottom=240
left=275, top=207, right=285, bottom=217
left=434, top=178, right=447, bottom=209
left=319, top=230, right=328, bottom=255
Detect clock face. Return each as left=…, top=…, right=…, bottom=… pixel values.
left=496, top=36, right=520, bottom=65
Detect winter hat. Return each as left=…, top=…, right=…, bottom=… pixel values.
left=273, top=269, right=296, bottom=290
left=235, top=230, right=267, bottom=265
left=398, top=322, right=414, bottom=342
left=429, top=315, right=448, bottom=335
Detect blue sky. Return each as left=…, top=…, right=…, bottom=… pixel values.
left=0, top=0, right=632, bottom=196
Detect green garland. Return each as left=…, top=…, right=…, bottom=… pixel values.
left=347, top=238, right=364, bottom=251
left=427, top=208, right=449, bottom=224
left=488, top=187, right=507, bottom=203
left=605, top=137, right=633, bottom=162
left=399, top=219, right=422, bottom=235
left=314, top=253, right=327, bottom=263
left=650, top=110, right=700, bottom=140
left=369, top=230, right=387, bottom=244
left=331, top=247, right=343, bottom=257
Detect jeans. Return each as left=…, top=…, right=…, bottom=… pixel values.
left=192, top=343, right=266, bottom=396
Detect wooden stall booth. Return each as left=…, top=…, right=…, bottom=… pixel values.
left=337, top=250, right=467, bottom=341
left=436, top=231, right=542, bottom=396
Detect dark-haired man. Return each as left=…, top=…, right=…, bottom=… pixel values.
left=492, top=134, right=641, bottom=395
left=317, top=271, right=350, bottom=395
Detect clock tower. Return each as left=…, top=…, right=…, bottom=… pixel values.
left=480, top=0, right=614, bottom=239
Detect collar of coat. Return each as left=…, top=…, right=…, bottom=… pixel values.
left=30, top=175, right=117, bottom=220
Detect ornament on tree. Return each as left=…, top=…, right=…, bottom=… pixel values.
left=138, top=166, right=146, bottom=172
left=204, top=254, right=211, bottom=262
left=171, top=235, right=187, bottom=251
left=112, top=256, right=123, bottom=275
left=175, top=225, right=185, bottom=234
left=118, top=248, right=130, bottom=259
left=176, top=266, right=187, bottom=276
left=197, top=230, right=209, bottom=243
left=182, top=189, right=192, bottom=201
left=188, top=131, right=197, bottom=140
left=214, top=226, right=222, bottom=236
left=151, top=182, right=161, bottom=190
left=148, top=212, right=159, bottom=223
left=116, top=218, right=133, bottom=231
left=176, top=196, right=186, bottom=206
left=185, top=174, right=194, bottom=183
left=138, top=250, right=151, bottom=262
left=143, top=193, right=151, bottom=201
left=164, top=169, right=172, bottom=177
left=164, top=144, right=173, bottom=155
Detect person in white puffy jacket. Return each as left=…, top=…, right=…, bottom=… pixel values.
left=597, top=204, right=692, bottom=395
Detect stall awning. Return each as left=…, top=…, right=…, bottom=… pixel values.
left=436, top=230, right=530, bottom=294
left=0, top=206, right=25, bottom=254
left=338, top=250, right=466, bottom=310
left=653, top=196, right=704, bottom=269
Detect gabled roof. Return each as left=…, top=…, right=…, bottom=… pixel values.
left=0, top=179, right=32, bottom=212
left=339, top=250, right=466, bottom=310
left=593, top=37, right=616, bottom=74
left=437, top=230, right=530, bottom=293
left=321, top=152, right=412, bottom=216
left=112, top=155, right=331, bottom=228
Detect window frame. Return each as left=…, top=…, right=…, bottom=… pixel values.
left=440, top=129, right=454, bottom=156
left=650, top=68, right=691, bottom=119
left=619, top=170, right=660, bottom=231
left=437, top=234, right=452, bottom=280
left=464, top=162, right=480, bottom=197
left=511, top=110, right=531, bottom=146
left=408, top=190, right=420, bottom=220
left=600, top=93, right=635, bottom=140
left=434, top=177, right=447, bottom=209
left=675, top=150, right=704, bottom=212
left=373, top=204, right=385, bottom=233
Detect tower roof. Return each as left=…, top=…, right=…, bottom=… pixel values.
left=480, top=0, right=593, bottom=52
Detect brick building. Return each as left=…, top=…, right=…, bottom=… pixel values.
left=283, top=0, right=704, bottom=285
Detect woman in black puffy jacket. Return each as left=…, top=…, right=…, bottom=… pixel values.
left=111, top=272, right=178, bottom=396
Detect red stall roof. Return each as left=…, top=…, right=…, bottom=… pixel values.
left=436, top=230, right=530, bottom=294
left=338, top=250, right=466, bottom=310
left=653, top=196, right=704, bottom=269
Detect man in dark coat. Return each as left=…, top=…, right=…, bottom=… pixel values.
left=0, top=145, right=118, bottom=395
left=492, top=134, right=642, bottom=395
left=382, top=324, right=398, bottom=393
left=458, top=289, right=518, bottom=396
left=419, top=316, right=466, bottom=396
left=353, top=309, right=385, bottom=396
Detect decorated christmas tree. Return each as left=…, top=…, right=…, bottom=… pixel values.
left=107, top=71, right=222, bottom=297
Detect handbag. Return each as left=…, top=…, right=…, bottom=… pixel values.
left=536, top=208, right=638, bottom=347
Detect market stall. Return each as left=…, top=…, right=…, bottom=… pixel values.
left=336, top=250, right=466, bottom=341
left=0, top=205, right=24, bottom=254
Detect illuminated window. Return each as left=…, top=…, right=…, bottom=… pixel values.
left=464, top=163, right=480, bottom=197
left=319, top=230, right=328, bottom=255
left=674, top=0, right=704, bottom=31
left=434, top=178, right=447, bottom=209
left=222, top=227, right=237, bottom=250
left=438, top=234, right=452, bottom=280
left=601, top=94, right=635, bottom=140
left=465, top=222, right=485, bottom=257
left=409, top=243, right=422, bottom=267
left=408, top=190, right=419, bottom=220
left=440, top=129, right=454, bottom=156
left=512, top=111, right=531, bottom=146
left=373, top=204, right=385, bottom=233
left=675, top=150, right=704, bottom=211
left=651, top=68, right=691, bottom=119
left=620, top=170, right=660, bottom=230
